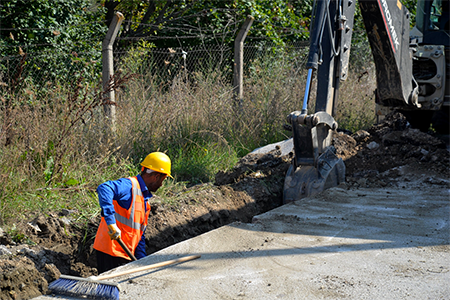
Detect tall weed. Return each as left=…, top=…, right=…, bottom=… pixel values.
left=0, top=45, right=377, bottom=225
left=335, top=64, right=377, bottom=133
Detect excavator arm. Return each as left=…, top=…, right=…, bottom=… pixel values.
left=284, top=0, right=421, bottom=203
left=360, top=0, right=419, bottom=108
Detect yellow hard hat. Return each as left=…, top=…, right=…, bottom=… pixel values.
left=141, top=152, right=173, bottom=178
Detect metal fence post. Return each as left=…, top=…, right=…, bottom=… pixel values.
left=233, top=16, right=254, bottom=104
left=102, top=11, right=124, bottom=131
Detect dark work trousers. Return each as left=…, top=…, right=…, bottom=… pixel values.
left=96, top=250, right=131, bottom=274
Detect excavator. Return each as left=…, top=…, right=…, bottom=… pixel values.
left=283, top=0, right=449, bottom=203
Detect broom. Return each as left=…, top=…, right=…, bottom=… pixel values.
left=49, top=254, right=201, bottom=300
left=49, top=241, right=201, bottom=300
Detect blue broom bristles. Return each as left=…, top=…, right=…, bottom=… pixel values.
left=49, top=277, right=120, bottom=300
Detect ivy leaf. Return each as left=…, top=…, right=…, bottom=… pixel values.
left=65, top=178, right=79, bottom=186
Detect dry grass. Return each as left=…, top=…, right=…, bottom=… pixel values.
left=0, top=48, right=377, bottom=225
left=335, top=64, right=377, bottom=132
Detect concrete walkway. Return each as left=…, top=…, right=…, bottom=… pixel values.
left=38, top=176, right=449, bottom=300
left=107, top=182, right=449, bottom=299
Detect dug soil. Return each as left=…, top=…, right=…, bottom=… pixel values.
left=1, top=112, right=449, bottom=300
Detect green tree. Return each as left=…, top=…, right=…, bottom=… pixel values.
left=102, top=0, right=312, bottom=48
left=1, top=0, right=105, bottom=53
left=0, top=0, right=106, bottom=86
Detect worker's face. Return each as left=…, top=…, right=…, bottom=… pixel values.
left=144, top=172, right=167, bottom=192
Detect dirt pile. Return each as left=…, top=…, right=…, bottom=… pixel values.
left=0, top=211, right=99, bottom=300
left=0, top=112, right=448, bottom=300
left=335, top=112, right=448, bottom=187
left=144, top=149, right=290, bottom=254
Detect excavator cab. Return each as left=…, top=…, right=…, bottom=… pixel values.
left=416, top=0, right=449, bottom=41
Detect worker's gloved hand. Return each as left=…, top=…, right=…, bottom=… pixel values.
left=107, top=223, right=121, bottom=240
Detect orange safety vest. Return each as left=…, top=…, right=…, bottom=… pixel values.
left=93, top=176, right=151, bottom=260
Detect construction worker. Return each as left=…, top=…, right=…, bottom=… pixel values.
left=93, top=152, right=172, bottom=273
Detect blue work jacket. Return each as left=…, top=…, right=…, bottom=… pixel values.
left=97, top=174, right=151, bottom=259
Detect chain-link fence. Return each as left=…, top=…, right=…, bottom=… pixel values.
left=112, top=40, right=312, bottom=93
left=114, top=42, right=233, bottom=81
left=1, top=40, right=305, bottom=93
left=1, top=27, right=373, bottom=102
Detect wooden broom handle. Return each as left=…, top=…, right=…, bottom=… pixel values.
left=97, top=255, right=201, bottom=280
left=117, top=238, right=137, bottom=261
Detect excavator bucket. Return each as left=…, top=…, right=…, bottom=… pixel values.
left=283, top=112, right=345, bottom=204
left=283, top=152, right=345, bottom=204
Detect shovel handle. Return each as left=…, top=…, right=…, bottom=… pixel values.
left=97, top=255, right=201, bottom=280
left=117, top=238, right=137, bottom=261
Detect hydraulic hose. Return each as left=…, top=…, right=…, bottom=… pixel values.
left=302, top=68, right=314, bottom=115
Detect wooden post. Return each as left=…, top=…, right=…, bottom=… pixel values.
left=102, top=12, right=124, bottom=131
left=233, top=16, right=254, bottom=104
